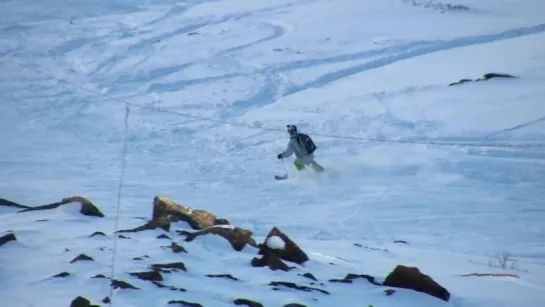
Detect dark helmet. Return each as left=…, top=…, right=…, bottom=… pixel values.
left=286, top=124, right=297, bottom=135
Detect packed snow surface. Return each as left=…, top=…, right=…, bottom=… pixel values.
left=1, top=0, right=545, bottom=306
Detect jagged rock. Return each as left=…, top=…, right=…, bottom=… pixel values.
left=70, top=254, right=94, bottom=263
left=90, top=232, right=106, bottom=238
left=152, top=196, right=228, bottom=230
left=180, top=225, right=256, bottom=251
left=258, top=227, right=308, bottom=265
left=205, top=274, right=239, bottom=281
left=168, top=300, right=203, bottom=307
left=53, top=272, right=71, bottom=278
left=157, top=234, right=171, bottom=239
left=151, top=281, right=186, bottom=291
left=151, top=262, right=187, bottom=272
left=284, top=304, right=307, bottom=307
left=118, top=234, right=131, bottom=239
left=111, top=279, right=139, bottom=290
left=251, top=248, right=292, bottom=272
left=299, top=272, right=317, bottom=281
left=19, top=196, right=104, bottom=217
left=129, top=270, right=163, bottom=281
left=233, top=298, right=263, bottom=307
left=117, top=218, right=170, bottom=233
left=102, top=297, right=110, bottom=304
left=35, top=219, right=48, bottom=222
left=70, top=296, right=91, bottom=307
left=329, top=273, right=380, bottom=285
left=393, top=240, right=408, bottom=244
left=0, top=198, right=29, bottom=209
left=91, top=274, right=108, bottom=279
left=383, top=265, right=450, bottom=302
left=269, top=281, right=330, bottom=295
left=0, top=233, right=16, bottom=246
left=385, top=289, right=396, bottom=296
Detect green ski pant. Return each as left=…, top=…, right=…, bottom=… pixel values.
left=294, top=160, right=324, bottom=172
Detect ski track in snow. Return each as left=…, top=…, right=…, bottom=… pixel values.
left=1, top=0, right=545, bottom=306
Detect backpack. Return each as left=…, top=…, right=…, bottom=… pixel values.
left=297, top=133, right=317, bottom=154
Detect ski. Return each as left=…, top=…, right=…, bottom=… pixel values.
left=274, top=174, right=288, bottom=180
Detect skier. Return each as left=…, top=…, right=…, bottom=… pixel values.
left=277, top=124, right=324, bottom=172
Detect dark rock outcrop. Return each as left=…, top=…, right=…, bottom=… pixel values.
left=157, top=234, right=171, bottom=239
left=169, top=241, right=187, bottom=253
left=449, top=72, right=517, bottom=86
left=393, top=240, right=408, bottom=244
left=70, top=254, right=94, bottom=263
left=91, top=274, right=108, bottom=279
left=89, top=231, right=106, bottom=238
left=269, top=281, right=330, bottom=295
left=53, top=272, right=71, bottom=278
left=0, top=233, right=17, bottom=246
left=168, top=300, right=203, bottom=307
left=0, top=198, right=29, bottom=209
left=133, top=255, right=149, bottom=261
left=111, top=279, right=139, bottom=290
left=383, top=265, right=450, bottom=302
left=117, top=218, right=170, bottom=233
left=284, top=304, right=307, bottom=307
left=299, top=272, right=317, bottom=281
left=70, top=296, right=91, bottom=307
left=353, top=243, right=390, bottom=253
left=150, top=262, right=187, bottom=272
left=233, top=298, right=264, bottom=307
left=129, top=270, right=163, bottom=281
left=180, top=225, right=257, bottom=251
left=153, top=196, right=227, bottom=230
left=329, top=273, right=380, bottom=285
left=251, top=248, right=292, bottom=272
left=151, top=281, right=186, bottom=291
left=385, top=289, right=396, bottom=296
left=257, top=227, right=308, bottom=265
left=18, top=196, right=104, bottom=217
left=205, top=273, right=239, bottom=281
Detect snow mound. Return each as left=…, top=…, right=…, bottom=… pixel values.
left=266, top=235, right=286, bottom=250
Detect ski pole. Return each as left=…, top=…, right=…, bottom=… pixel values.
left=281, top=158, right=289, bottom=174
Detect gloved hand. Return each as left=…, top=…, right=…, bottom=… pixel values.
left=277, top=153, right=283, bottom=159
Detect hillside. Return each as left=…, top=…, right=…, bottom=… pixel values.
left=1, top=0, right=545, bottom=306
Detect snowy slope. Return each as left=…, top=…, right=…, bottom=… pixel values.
left=1, top=0, right=545, bottom=306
